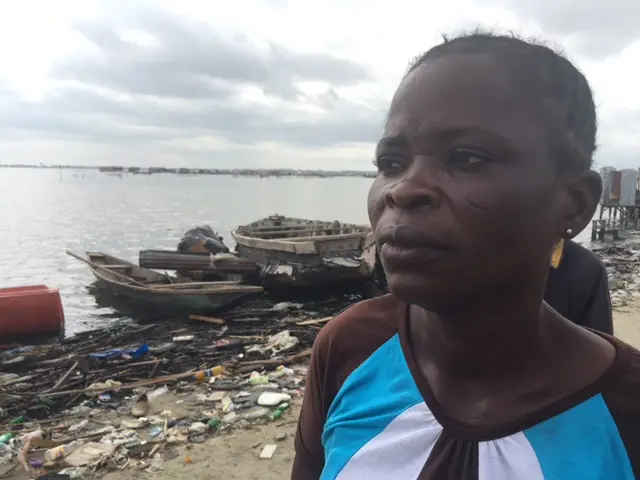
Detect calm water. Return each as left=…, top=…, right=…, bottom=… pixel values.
left=0, top=169, right=373, bottom=334
left=0, top=168, right=593, bottom=335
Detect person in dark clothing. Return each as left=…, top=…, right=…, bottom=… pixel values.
left=545, top=238, right=613, bottom=334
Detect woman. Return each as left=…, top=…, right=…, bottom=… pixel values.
left=292, top=33, right=640, bottom=479
left=546, top=238, right=613, bottom=334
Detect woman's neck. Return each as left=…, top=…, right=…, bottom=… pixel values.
left=409, top=288, right=554, bottom=382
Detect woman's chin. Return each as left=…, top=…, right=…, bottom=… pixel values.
left=386, top=272, right=453, bottom=311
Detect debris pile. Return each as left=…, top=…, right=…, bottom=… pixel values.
left=592, top=242, right=640, bottom=308
left=0, top=297, right=350, bottom=477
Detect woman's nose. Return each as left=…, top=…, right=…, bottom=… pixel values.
left=383, top=169, right=439, bottom=211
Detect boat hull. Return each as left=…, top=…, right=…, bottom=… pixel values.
left=232, top=215, right=377, bottom=289
left=91, top=276, right=259, bottom=313
left=84, top=252, right=262, bottom=314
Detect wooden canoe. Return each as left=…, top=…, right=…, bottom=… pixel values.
left=231, top=215, right=376, bottom=289
left=82, top=252, right=263, bottom=313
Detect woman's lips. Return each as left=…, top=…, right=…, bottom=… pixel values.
left=379, top=241, right=450, bottom=265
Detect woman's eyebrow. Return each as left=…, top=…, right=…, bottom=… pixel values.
left=376, top=135, right=411, bottom=150
left=378, top=127, right=514, bottom=149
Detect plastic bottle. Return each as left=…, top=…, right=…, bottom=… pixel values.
left=147, top=386, right=169, bottom=400
left=0, top=373, right=19, bottom=384
left=220, top=397, right=234, bottom=413
left=268, top=366, right=294, bottom=380
left=248, top=371, right=269, bottom=385
left=257, top=392, right=291, bottom=407
left=0, top=433, right=14, bottom=445
left=271, top=402, right=290, bottom=421
left=8, top=416, right=24, bottom=426
left=241, top=407, right=270, bottom=421
left=22, top=430, right=43, bottom=441
left=207, top=417, right=222, bottom=431
left=44, top=440, right=82, bottom=462
left=193, top=365, right=225, bottom=381
left=172, top=335, right=194, bottom=342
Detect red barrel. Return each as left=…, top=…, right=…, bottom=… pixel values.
left=0, top=285, right=65, bottom=337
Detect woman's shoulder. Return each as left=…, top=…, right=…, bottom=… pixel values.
left=308, top=294, right=404, bottom=386
left=314, top=294, right=403, bottom=352
left=603, top=336, right=640, bottom=394
left=600, top=337, right=640, bottom=462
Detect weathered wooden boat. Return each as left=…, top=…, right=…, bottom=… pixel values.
left=231, top=215, right=376, bottom=289
left=139, top=249, right=259, bottom=283
left=70, top=251, right=263, bottom=314
left=139, top=250, right=258, bottom=275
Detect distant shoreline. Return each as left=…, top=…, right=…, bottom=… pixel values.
left=0, top=164, right=377, bottom=179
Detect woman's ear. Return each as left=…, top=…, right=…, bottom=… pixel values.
left=561, top=170, right=602, bottom=237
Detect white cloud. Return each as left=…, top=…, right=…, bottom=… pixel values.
left=0, top=0, right=638, bottom=169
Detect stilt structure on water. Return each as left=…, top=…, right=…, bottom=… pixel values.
left=593, top=167, right=640, bottom=241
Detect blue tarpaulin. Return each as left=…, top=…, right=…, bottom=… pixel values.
left=88, top=343, right=149, bottom=360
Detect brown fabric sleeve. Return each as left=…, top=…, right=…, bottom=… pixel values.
left=602, top=341, right=640, bottom=477
left=291, top=295, right=403, bottom=479
left=292, top=332, right=328, bottom=479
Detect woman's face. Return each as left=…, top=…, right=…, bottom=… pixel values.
left=368, top=53, right=574, bottom=311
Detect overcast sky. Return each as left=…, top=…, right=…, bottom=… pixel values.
left=1, top=0, right=639, bottom=170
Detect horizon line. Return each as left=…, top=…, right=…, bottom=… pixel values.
left=0, top=164, right=378, bottom=176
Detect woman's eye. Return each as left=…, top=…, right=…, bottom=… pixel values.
left=374, top=157, right=407, bottom=175
left=449, top=150, right=490, bottom=167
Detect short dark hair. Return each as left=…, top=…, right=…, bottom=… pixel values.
left=405, top=30, right=597, bottom=173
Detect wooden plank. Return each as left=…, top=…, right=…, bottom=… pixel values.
left=150, top=281, right=241, bottom=289
left=296, top=316, right=332, bottom=326
left=190, top=315, right=226, bottom=326
left=147, top=287, right=262, bottom=295
left=239, top=226, right=367, bottom=237
left=232, top=231, right=369, bottom=254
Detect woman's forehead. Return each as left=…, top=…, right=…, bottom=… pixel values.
left=387, top=54, right=548, bottom=149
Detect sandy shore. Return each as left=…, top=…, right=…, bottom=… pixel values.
left=5, top=299, right=640, bottom=480
left=101, top=402, right=302, bottom=480
left=613, top=299, right=640, bottom=348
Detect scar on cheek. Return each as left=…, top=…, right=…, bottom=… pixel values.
left=464, top=185, right=528, bottom=212
left=464, top=194, right=491, bottom=212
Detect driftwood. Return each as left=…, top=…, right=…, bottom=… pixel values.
left=235, top=349, right=312, bottom=374
left=42, top=356, right=86, bottom=394
left=33, top=369, right=199, bottom=398
left=295, top=316, right=332, bottom=326
left=190, top=315, right=226, bottom=326
left=150, top=281, right=240, bottom=290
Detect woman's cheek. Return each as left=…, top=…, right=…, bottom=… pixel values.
left=461, top=185, right=510, bottom=213
left=461, top=174, right=552, bottom=214
left=367, top=178, right=386, bottom=227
